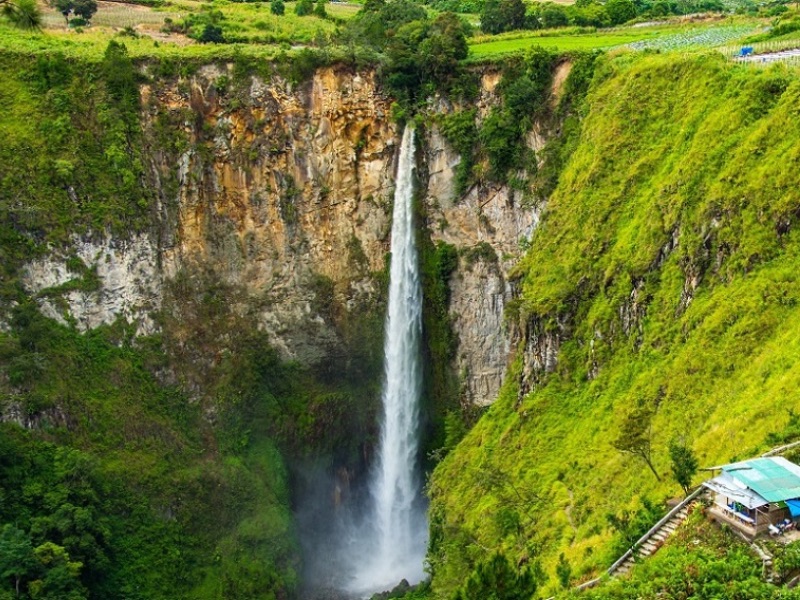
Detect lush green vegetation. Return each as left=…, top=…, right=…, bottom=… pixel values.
left=477, top=0, right=749, bottom=35
left=5, top=0, right=800, bottom=596
left=0, top=38, right=389, bottom=598
left=567, top=509, right=800, bottom=599
left=428, top=51, right=800, bottom=598
left=0, top=305, right=299, bottom=599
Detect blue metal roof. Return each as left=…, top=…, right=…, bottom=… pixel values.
left=721, top=457, right=800, bottom=503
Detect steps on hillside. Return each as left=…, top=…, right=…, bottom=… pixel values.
left=608, top=496, right=701, bottom=579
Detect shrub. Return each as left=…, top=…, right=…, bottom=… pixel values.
left=198, top=23, right=225, bottom=43
left=295, top=0, right=313, bottom=16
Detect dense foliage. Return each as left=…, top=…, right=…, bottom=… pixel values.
left=479, top=0, right=731, bottom=34
left=0, top=305, right=299, bottom=599
left=342, top=0, right=471, bottom=105
left=4, top=3, right=800, bottom=598
left=0, top=43, right=386, bottom=599
left=429, top=52, right=800, bottom=597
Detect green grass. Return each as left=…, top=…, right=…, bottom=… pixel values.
left=467, top=19, right=761, bottom=59
left=0, top=0, right=360, bottom=60
left=428, top=52, right=800, bottom=599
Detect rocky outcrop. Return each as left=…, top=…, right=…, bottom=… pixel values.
left=154, top=65, right=398, bottom=367
left=22, top=234, right=161, bottom=335
left=422, top=119, right=542, bottom=405
left=20, top=64, right=548, bottom=406
left=23, top=65, right=397, bottom=370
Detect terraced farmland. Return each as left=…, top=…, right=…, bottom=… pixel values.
left=468, top=19, right=761, bottom=59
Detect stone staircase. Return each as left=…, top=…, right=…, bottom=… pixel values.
left=611, top=500, right=697, bottom=577
left=563, top=488, right=707, bottom=596
left=556, top=441, right=800, bottom=597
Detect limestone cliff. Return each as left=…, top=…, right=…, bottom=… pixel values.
left=20, top=64, right=544, bottom=407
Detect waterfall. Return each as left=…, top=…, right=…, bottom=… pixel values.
left=349, top=124, right=428, bottom=594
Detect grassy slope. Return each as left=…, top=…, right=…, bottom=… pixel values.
left=429, top=52, right=800, bottom=598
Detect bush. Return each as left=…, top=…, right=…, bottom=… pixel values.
left=270, top=0, right=284, bottom=15
left=540, top=4, right=568, bottom=28
left=605, top=0, right=636, bottom=24
left=439, top=109, right=478, bottom=197
left=453, top=553, right=539, bottom=600
left=295, top=0, right=313, bottom=16
left=198, top=23, right=224, bottom=43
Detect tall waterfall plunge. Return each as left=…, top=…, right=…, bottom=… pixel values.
left=348, top=125, right=428, bottom=594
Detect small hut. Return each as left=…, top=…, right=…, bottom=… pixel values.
left=703, top=456, right=800, bottom=538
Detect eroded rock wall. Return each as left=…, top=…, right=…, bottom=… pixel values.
left=421, top=104, right=542, bottom=406
left=21, top=64, right=547, bottom=406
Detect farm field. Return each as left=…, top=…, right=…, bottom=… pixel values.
left=468, top=18, right=762, bottom=58
left=0, top=0, right=365, bottom=59
left=0, top=0, right=773, bottom=64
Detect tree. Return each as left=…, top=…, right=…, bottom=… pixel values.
left=605, top=0, right=636, bottom=24
left=481, top=0, right=525, bottom=33
left=48, top=0, right=96, bottom=24
left=71, top=0, right=96, bottom=22
left=556, top=553, right=571, bottom=589
left=270, top=0, right=284, bottom=14
left=295, top=0, right=313, bottom=16
left=102, top=41, right=138, bottom=114
left=479, top=108, right=522, bottom=179
left=418, top=12, right=469, bottom=83
left=345, top=0, right=426, bottom=49
left=453, top=552, right=539, bottom=600
left=569, top=2, right=610, bottom=27
left=613, top=405, right=660, bottom=481
left=669, top=439, right=699, bottom=496
left=540, top=3, right=569, bottom=27
left=28, top=542, right=86, bottom=600
left=0, top=0, right=41, bottom=29
left=0, top=525, right=36, bottom=597
left=52, top=0, right=73, bottom=24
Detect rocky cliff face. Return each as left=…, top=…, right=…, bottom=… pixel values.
left=20, top=64, right=544, bottom=407
left=423, top=118, right=542, bottom=405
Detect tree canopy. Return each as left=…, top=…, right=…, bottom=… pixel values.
left=481, top=0, right=526, bottom=34
left=0, top=0, right=41, bottom=28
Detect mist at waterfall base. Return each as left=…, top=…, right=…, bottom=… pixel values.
left=296, top=126, right=428, bottom=598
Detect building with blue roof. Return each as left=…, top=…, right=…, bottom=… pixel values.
left=703, top=456, right=800, bottom=538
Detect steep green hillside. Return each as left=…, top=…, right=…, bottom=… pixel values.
left=429, top=52, right=800, bottom=597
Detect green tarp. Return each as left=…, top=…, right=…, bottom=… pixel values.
left=722, top=457, right=800, bottom=503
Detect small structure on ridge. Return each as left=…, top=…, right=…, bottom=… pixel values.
left=703, top=456, right=800, bottom=539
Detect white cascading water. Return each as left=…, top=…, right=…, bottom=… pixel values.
left=349, top=124, right=428, bottom=595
